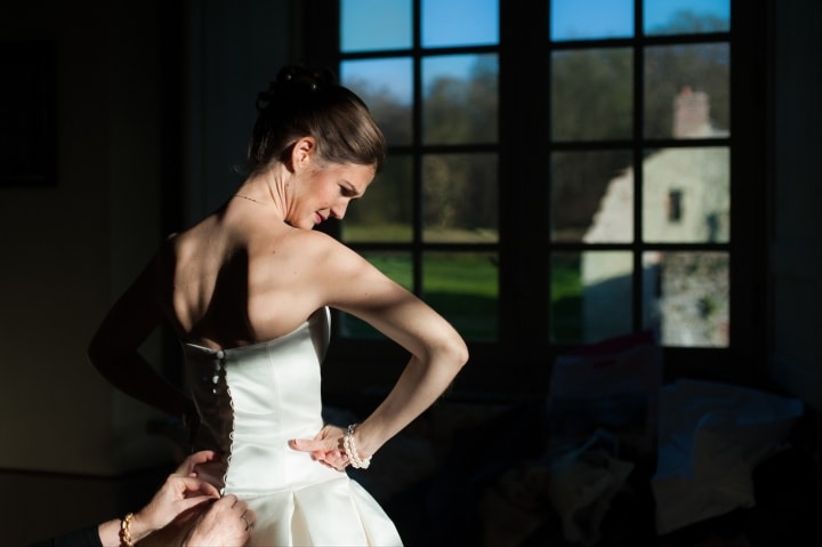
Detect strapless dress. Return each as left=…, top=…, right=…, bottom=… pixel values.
left=180, top=307, right=402, bottom=546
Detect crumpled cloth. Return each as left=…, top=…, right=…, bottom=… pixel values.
left=547, top=431, right=634, bottom=546
left=652, top=379, right=804, bottom=534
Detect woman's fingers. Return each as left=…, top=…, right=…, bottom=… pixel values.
left=290, top=424, right=346, bottom=451
left=289, top=426, right=350, bottom=470
left=289, top=437, right=337, bottom=452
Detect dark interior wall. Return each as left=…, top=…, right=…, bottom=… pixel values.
left=0, top=1, right=167, bottom=477
left=0, top=1, right=169, bottom=543
left=184, top=0, right=294, bottom=225
left=769, top=0, right=822, bottom=411
left=0, top=0, right=294, bottom=475
left=0, top=1, right=293, bottom=543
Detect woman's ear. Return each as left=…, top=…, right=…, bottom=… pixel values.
left=289, top=137, right=317, bottom=172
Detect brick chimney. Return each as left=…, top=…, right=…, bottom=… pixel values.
left=673, top=86, right=711, bottom=138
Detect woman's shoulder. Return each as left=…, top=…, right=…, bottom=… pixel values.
left=258, top=228, right=368, bottom=282
left=277, top=227, right=354, bottom=257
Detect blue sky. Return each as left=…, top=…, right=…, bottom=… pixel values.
left=551, top=0, right=730, bottom=39
left=341, top=0, right=499, bottom=52
left=340, top=1, right=729, bottom=101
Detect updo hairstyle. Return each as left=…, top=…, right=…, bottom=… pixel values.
left=247, top=66, right=385, bottom=174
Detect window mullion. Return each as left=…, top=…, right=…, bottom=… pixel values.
left=633, top=0, right=645, bottom=333
left=411, top=0, right=423, bottom=295
left=500, top=0, right=551, bottom=349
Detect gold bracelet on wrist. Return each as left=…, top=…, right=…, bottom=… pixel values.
left=119, top=512, right=135, bottom=547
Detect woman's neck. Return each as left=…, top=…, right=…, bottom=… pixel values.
left=234, top=164, right=292, bottom=221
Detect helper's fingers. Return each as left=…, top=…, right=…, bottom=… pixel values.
left=178, top=495, right=216, bottom=513
left=176, top=450, right=216, bottom=475
left=177, top=476, right=220, bottom=498
left=232, top=499, right=249, bottom=515
left=243, top=508, right=256, bottom=526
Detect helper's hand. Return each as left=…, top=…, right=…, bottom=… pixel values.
left=132, top=474, right=220, bottom=537
left=185, top=494, right=255, bottom=547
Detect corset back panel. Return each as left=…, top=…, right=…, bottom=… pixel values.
left=182, top=307, right=339, bottom=495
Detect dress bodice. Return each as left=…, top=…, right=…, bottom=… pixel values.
left=178, top=306, right=402, bottom=546
left=181, top=307, right=340, bottom=495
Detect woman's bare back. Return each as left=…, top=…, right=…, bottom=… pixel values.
left=166, top=201, right=328, bottom=350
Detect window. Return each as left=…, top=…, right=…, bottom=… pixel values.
left=548, top=0, right=731, bottom=347
left=306, top=0, right=765, bottom=388
left=337, top=0, right=501, bottom=343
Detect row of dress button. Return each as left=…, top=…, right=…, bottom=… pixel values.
left=202, top=351, right=227, bottom=395
left=216, top=350, right=233, bottom=496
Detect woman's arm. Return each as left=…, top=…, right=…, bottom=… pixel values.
left=290, top=234, right=469, bottom=464
left=87, top=246, right=193, bottom=419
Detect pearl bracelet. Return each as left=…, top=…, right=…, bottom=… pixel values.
left=343, top=423, right=372, bottom=469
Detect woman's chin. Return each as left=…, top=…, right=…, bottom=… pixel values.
left=287, top=220, right=313, bottom=230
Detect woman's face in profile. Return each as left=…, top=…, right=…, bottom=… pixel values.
left=287, top=160, right=375, bottom=230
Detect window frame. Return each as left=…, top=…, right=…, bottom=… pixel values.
left=298, top=0, right=770, bottom=399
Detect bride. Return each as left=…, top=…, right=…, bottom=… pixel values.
left=88, top=66, right=468, bottom=546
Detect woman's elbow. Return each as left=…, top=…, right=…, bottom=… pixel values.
left=444, top=337, right=469, bottom=369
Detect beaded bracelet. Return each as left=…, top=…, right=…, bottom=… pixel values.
left=343, top=423, right=372, bottom=469
left=119, top=512, right=135, bottom=546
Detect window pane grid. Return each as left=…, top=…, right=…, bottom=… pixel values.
left=548, top=32, right=731, bottom=50
left=338, top=0, right=501, bottom=341
left=337, top=0, right=733, bottom=348
left=546, top=0, right=732, bottom=347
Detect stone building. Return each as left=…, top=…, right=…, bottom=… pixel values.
left=580, top=87, right=730, bottom=346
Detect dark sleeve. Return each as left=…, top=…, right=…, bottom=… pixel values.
left=27, top=525, right=103, bottom=547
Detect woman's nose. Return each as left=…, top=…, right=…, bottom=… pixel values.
left=331, top=201, right=349, bottom=219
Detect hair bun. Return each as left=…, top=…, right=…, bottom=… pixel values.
left=256, top=66, right=337, bottom=111
left=277, top=66, right=335, bottom=89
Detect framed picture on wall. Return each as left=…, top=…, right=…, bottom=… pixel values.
left=0, top=40, right=57, bottom=187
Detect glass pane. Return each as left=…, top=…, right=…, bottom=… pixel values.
left=645, top=0, right=730, bottom=36
left=552, top=48, right=632, bottom=141
left=423, top=153, right=498, bottom=242
left=551, top=252, right=633, bottom=344
left=643, top=252, right=729, bottom=347
left=645, top=43, right=729, bottom=139
left=643, top=147, right=729, bottom=243
left=341, top=0, right=412, bottom=52
left=342, top=154, right=413, bottom=242
left=341, top=58, right=413, bottom=146
left=423, top=252, right=498, bottom=341
left=551, top=150, right=633, bottom=243
left=423, top=54, right=498, bottom=144
left=550, top=0, right=634, bottom=41
left=341, top=252, right=413, bottom=339
left=422, top=0, right=499, bottom=47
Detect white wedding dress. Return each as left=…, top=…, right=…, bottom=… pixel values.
left=181, top=307, right=402, bottom=546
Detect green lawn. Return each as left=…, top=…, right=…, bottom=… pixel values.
left=550, top=255, right=583, bottom=343
left=342, top=224, right=498, bottom=244
left=340, top=245, right=585, bottom=343
left=342, top=253, right=499, bottom=341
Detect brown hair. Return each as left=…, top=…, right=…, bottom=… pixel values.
left=247, top=66, right=385, bottom=174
